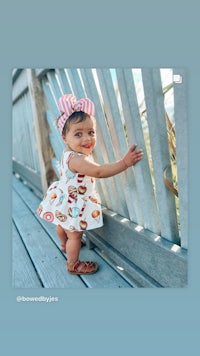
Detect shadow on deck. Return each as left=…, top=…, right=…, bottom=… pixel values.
left=12, top=175, right=134, bottom=289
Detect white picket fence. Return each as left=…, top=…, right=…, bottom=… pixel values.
left=12, top=67, right=188, bottom=250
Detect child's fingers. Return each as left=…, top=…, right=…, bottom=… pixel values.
left=133, top=149, right=143, bottom=162
left=132, top=148, right=143, bottom=157
left=129, top=144, right=137, bottom=152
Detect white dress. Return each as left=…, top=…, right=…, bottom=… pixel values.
left=37, top=151, right=103, bottom=231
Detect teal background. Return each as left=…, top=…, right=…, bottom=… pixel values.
left=0, top=1, right=199, bottom=355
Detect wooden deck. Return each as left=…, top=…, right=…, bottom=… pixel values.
left=12, top=175, right=133, bottom=288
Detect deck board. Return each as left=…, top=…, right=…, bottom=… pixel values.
left=13, top=189, right=86, bottom=288
left=12, top=175, right=132, bottom=288
left=12, top=222, right=42, bottom=288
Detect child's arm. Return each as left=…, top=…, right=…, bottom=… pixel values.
left=69, top=144, right=143, bottom=178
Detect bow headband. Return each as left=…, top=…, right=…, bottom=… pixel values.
left=57, top=94, right=95, bottom=135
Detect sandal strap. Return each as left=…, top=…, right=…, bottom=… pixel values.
left=67, top=260, right=97, bottom=274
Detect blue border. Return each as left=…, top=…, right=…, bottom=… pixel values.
left=1, top=1, right=199, bottom=355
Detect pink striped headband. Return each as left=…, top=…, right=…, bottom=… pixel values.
left=57, top=94, right=95, bottom=135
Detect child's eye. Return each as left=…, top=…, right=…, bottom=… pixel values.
left=75, top=132, right=82, bottom=137
left=89, top=130, right=95, bottom=136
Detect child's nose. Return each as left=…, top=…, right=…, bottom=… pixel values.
left=84, top=133, right=91, bottom=140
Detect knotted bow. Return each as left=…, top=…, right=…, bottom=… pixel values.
left=57, top=94, right=95, bottom=135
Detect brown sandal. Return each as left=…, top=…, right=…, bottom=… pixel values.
left=67, top=260, right=98, bottom=275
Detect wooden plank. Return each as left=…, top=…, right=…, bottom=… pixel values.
left=27, top=69, right=55, bottom=193
left=66, top=68, right=86, bottom=98
left=173, top=69, right=188, bottom=248
left=35, top=69, right=49, bottom=78
left=12, top=69, right=28, bottom=103
left=116, top=68, right=161, bottom=234
left=141, top=68, right=180, bottom=243
left=47, top=70, right=63, bottom=99
left=87, top=207, right=187, bottom=287
left=12, top=176, right=132, bottom=288
left=86, top=232, right=160, bottom=288
left=80, top=68, right=129, bottom=216
left=46, top=109, right=65, bottom=158
left=64, top=68, right=111, bottom=208
left=42, top=77, right=59, bottom=116
left=49, top=133, right=63, bottom=162
left=55, top=69, right=72, bottom=94
left=96, top=68, right=143, bottom=224
left=13, top=160, right=43, bottom=196
left=12, top=222, right=42, bottom=288
left=79, top=247, right=132, bottom=288
left=22, top=94, right=39, bottom=170
left=13, top=93, right=39, bottom=172
left=12, top=187, right=86, bottom=288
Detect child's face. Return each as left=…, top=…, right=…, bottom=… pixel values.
left=62, top=116, right=96, bottom=156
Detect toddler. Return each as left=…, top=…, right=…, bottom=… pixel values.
left=37, top=94, right=143, bottom=275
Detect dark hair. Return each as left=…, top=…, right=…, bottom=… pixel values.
left=61, top=111, right=90, bottom=136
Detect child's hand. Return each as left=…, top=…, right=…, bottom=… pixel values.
left=122, top=144, right=143, bottom=168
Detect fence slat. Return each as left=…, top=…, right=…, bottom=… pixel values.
left=142, top=68, right=179, bottom=243
left=173, top=68, right=188, bottom=249
left=42, top=77, right=59, bottom=115
left=55, top=69, right=72, bottom=94
left=80, top=68, right=130, bottom=216
left=46, top=70, right=63, bottom=99
left=96, top=68, right=143, bottom=224
left=116, top=68, right=161, bottom=234
left=27, top=69, right=56, bottom=192
left=67, top=68, right=86, bottom=98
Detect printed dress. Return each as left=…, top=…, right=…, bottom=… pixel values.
left=37, top=151, right=103, bottom=231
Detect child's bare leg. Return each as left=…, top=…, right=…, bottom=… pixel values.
left=56, top=225, right=68, bottom=252
left=65, top=230, right=82, bottom=264
left=65, top=229, right=98, bottom=275
left=56, top=225, right=85, bottom=253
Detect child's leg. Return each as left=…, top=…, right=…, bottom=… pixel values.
left=65, top=230, right=82, bottom=264
left=65, top=229, right=98, bottom=275
left=56, top=225, right=85, bottom=253
left=56, top=225, right=68, bottom=252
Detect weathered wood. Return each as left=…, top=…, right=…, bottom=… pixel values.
left=12, top=67, right=188, bottom=252
left=12, top=222, right=42, bottom=288
left=27, top=69, right=56, bottom=192
left=47, top=70, right=63, bottom=99
left=55, top=69, right=72, bottom=94
left=116, top=68, right=161, bottom=234
left=141, top=68, right=179, bottom=243
left=79, top=248, right=131, bottom=288
left=13, top=161, right=43, bottom=198
left=12, top=188, right=86, bottom=288
left=12, top=176, right=133, bottom=288
left=86, top=207, right=187, bottom=288
left=173, top=69, right=188, bottom=249
left=67, top=68, right=86, bottom=98
left=96, top=68, right=143, bottom=224
left=12, top=69, right=28, bottom=103
left=12, top=93, right=41, bottom=173
left=75, top=68, right=128, bottom=214
left=80, top=68, right=132, bottom=217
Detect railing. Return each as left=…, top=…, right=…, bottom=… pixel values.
left=12, top=68, right=188, bottom=286
left=13, top=68, right=188, bottom=248
left=12, top=68, right=188, bottom=249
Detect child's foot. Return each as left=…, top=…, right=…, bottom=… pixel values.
left=67, top=260, right=98, bottom=275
